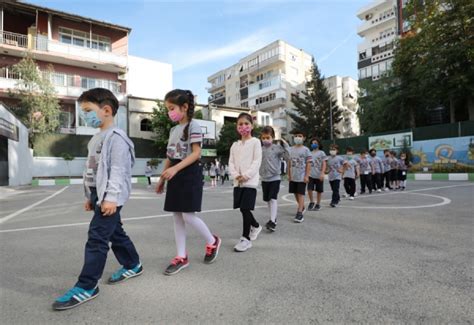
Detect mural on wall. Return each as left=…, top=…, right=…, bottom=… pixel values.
left=411, top=136, right=474, bottom=171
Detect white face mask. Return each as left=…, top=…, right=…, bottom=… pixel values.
left=330, top=150, right=337, bottom=156
left=294, top=137, right=303, bottom=145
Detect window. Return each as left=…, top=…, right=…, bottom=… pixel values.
left=359, top=51, right=367, bottom=60
left=59, top=27, right=111, bottom=52
left=140, top=119, right=152, bottom=132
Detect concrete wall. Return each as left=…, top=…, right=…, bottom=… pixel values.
left=0, top=103, right=33, bottom=186
left=32, top=157, right=165, bottom=178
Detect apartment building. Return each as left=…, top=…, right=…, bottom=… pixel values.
left=356, top=0, right=406, bottom=81
left=207, top=40, right=313, bottom=137
left=0, top=1, right=172, bottom=138
left=324, top=75, right=360, bottom=138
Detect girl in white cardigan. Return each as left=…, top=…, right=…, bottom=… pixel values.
left=229, top=113, right=263, bottom=252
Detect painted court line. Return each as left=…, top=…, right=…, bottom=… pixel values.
left=0, top=183, right=471, bottom=234
left=0, top=186, right=70, bottom=225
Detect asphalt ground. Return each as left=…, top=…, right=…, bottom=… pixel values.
left=0, top=180, right=473, bottom=324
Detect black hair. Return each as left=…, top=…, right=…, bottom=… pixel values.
left=330, top=143, right=339, bottom=150
left=291, top=129, right=305, bottom=137
left=261, top=126, right=275, bottom=138
left=361, top=148, right=368, bottom=154
left=346, top=146, right=354, bottom=153
left=165, top=89, right=195, bottom=141
left=383, top=149, right=390, bottom=153
left=78, top=88, right=119, bottom=116
left=369, top=148, right=377, bottom=154
left=237, top=112, right=253, bottom=124
left=310, top=137, right=322, bottom=149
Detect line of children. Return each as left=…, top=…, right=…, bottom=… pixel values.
left=307, top=137, right=327, bottom=211
left=390, top=151, right=399, bottom=190
left=288, top=130, right=312, bottom=223
left=229, top=113, right=263, bottom=252
left=382, top=149, right=393, bottom=191
left=259, top=126, right=290, bottom=232
left=342, top=147, right=359, bottom=200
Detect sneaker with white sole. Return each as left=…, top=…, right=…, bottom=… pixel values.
left=234, top=237, right=252, bottom=252
left=52, top=286, right=99, bottom=311
left=377, top=189, right=382, bottom=193
left=349, top=196, right=355, bottom=200
left=164, top=256, right=189, bottom=275
left=204, top=235, right=221, bottom=264
left=249, top=225, right=262, bottom=241
left=108, top=263, right=143, bottom=284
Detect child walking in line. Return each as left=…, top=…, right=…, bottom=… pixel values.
left=382, top=149, right=392, bottom=191
left=343, top=147, right=359, bottom=200
left=156, top=89, right=221, bottom=275
left=327, top=144, right=345, bottom=207
left=53, top=88, right=142, bottom=311
left=307, top=137, right=327, bottom=211
left=358, top=149, right=374, bottom=194
left=390, top=150, right=399, bottom=190
left=398, top=152, right=411, bottom=190
left=259, top=126, right=290, bottom=232
left=288, top=130, right=312, bottom=223
left=369, top=148, right=384, bottom=193
left=229, top=113, right=263, bottom=252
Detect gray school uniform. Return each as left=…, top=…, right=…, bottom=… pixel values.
left=327, top=155, right=345, bottom=181
left=372, top=156, right=384, bottom=173
left=343, top=159, right=358, bottom=179
left=289, top=146, right=312, bottom=182
left=383, top=156, right=392, bottom=172
left=359, top=156, right=372, bottom=175
left=260, top=142, right=290, bottom=182
left=310, top=150, right=328, bottom=179
left=166, top=120, right=202, bottom=160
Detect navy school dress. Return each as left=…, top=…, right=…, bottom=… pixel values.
left=164, top=159, right=203, bottom=212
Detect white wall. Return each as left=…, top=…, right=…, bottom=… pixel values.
left=127, top=55, right=173, bottom=99
left=32, top=157, right=165, bottom=178
left=0, top=103, right=33, bottom=186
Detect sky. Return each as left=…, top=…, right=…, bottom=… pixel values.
left=28, top=0, right=367, bottom=103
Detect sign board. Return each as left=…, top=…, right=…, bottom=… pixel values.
left=0, top=118, right=19, bottom=141
left=201, top=148, right=217, bottom=157
left=368, top=132, right=412, bottom=150
left=195, top=119, right=216, bottom=140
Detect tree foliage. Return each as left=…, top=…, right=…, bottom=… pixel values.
left=10, top=54, right=61, bottom=142
left=288, top=58, right=343, bottom=140
left=150, top=100, right=175, bottom=157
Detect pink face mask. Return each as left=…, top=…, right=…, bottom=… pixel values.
left=237, top=125, right=252, bottom=137
left=168, top=109, right=184, bottom=122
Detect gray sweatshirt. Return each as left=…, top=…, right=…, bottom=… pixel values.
left=84, top=127, right=135, bottom=207
left=260, top=142, right=290, bottom=182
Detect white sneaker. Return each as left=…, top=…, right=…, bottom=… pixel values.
left=349, top=196, right=354, bottom=200
left=384, top=188, right=390, bottom=192
left=354, top=192, right=359, bottom=197
left=249, top=225, right=262, bottom=241
left=377, top=189, right=382, bottom=193
left=234, top=237, right=252, bottom=252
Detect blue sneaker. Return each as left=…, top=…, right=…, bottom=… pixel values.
left=108, top=263, right=143, bottom=284
left=52, top=286, right=99, bottom=311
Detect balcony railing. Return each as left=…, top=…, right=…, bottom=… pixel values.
left=252, top=98, right=286, bottom=111
left=0, top=31, right=127, bottom=68
left=0, top=67, right=123, bottom=97
left=357, top=12, right=397, bottom=35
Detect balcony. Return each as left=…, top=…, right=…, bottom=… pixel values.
left=251, top=98, right=286, bottom=111
left=356, top=0, right=390, bottom=19
left=246, top=54, right=285, bottom=74
left=0, top=67, right=124, bottom=100
left=357, top=12, right=397, bottom=36
left=207, top=81, right=225, bottom=93
left=0, top=31, right=127, bottom=70
left=248, top=75, right=286, bottom=98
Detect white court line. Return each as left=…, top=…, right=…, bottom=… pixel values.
left=0, top=186, right=70, bottom=225
left=0, top=183, right=471, bottom=234
left=0, top=203, right=295, bottom=234
left=336, top=193, right=451, bottom=209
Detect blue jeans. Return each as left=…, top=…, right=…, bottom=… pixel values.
left=76, top=188, right=140, bottom=290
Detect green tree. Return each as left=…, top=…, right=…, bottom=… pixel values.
left=150, top=100, right=175, bottom=157
left=10, top=54, right=61, bottom=143
left=288, top=58, right=343, bottom=140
